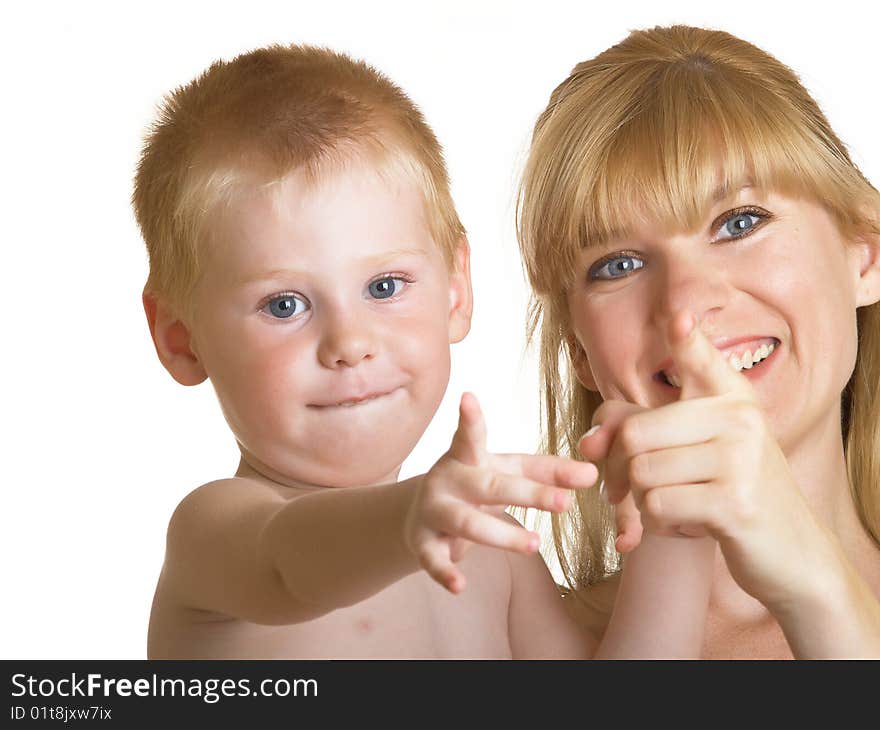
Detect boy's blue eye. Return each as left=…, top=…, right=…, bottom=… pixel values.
left=263, top=293, right=309, bottom=319
left=590, top=255, right=645, bottom=281
left=368, top=276, right=406, bottom=299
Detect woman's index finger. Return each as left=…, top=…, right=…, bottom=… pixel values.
left=669, top=310, right=756, bottom=401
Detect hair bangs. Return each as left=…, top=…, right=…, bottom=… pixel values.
left=582, top=62, right=850, bottom=253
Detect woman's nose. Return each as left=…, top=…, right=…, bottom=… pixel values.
left=316, top=309, right=377, bottom=368
left=651, top=249, right=730, bottom=327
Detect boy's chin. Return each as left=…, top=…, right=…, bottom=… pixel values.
left=293, top=450, right=408, bottom=489
left=238, top=445, right=411, bottom=490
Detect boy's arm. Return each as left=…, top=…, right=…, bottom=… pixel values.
left=163, top=477, right=420, bottom=625
left=164, top=394, right=592, bottom=627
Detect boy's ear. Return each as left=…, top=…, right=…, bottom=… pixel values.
left=851, top=231, right=880, bottom=307
left=142, top=291, right=208, bottom=386
left=566, top=334, right=599, bottom=392
left=447, top=236, right=473, bottom=344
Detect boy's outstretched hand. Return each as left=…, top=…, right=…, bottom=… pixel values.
left=403, top=392, right=599, bottom=594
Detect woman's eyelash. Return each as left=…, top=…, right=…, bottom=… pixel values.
left=587, top=205, right=774, bottom=281
left=711, top=205, right=773, bottom=240
left=587, top=250, right=644, bottom=280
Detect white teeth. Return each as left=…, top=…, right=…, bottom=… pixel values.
left=727, top=343, right=776, bottom=373
left=662, top=341, right=777, bottom=387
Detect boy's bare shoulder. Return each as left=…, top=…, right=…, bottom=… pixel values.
left=165, top=476, right=303, bottom=548
left=158, top=476, right=304, bottom=624
left=170, top=476, right=295, bottom=522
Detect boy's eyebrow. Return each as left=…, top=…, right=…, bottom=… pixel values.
left=237, top=248, right=431, bottom=285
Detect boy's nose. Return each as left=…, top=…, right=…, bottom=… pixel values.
left=316, top=312, right=377, bottom=368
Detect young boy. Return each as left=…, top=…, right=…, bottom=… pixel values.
left=135, top=45, right=710, bottom=658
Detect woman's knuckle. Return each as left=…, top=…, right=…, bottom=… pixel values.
left=628, top=453, right=650, bottom=487
left=729, top=399, right=763, bottom=432
left=618, top=419, right=641, bottom=453
left=642, top=489, right=663, bottom=523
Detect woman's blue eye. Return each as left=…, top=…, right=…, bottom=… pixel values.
left=263, top=294, right=308, bottom=319
left=368, top=276, right=406, bottom=299
left=590, top=255, right=645, bottom=280
left=717, top=212, right=762, bottom=240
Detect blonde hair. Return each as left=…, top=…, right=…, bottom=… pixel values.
left=517, top=25, right=880, bottom=595
left=133, top=44, right=464, bottom=321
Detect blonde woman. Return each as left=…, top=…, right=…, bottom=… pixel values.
left=518, top=25, right=880, bottom=658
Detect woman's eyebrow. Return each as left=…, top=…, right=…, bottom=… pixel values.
left=712, top=182, right=755, bottom=204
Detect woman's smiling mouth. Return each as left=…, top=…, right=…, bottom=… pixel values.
left=655, top=336, right=782, bottom=388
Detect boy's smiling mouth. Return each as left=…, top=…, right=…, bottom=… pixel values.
left=654, top=336, right=782, bottom=388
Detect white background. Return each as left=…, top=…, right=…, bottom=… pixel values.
left=3, top=0, right=878, bottom=658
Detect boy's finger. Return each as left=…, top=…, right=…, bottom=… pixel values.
left=438, top=507, right=541, bottom=554
left=667, top=310, right=756, bottom=401
left=418, top=540, right=466, bottom=594
left=461, top=469, right=583, bottom=512
left=448, top=392, right=488, bottom=466
left=450, top=536, right=470, bottom=563
left=495, top=453, right=599, bottom=488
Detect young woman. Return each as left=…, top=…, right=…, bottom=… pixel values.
left=517, top=25, right=880, bottom=657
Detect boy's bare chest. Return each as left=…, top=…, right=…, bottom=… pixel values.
left=152, top=570, right=512, bottom=659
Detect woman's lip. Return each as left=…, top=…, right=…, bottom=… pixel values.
left=655, top=339, right=782, bottom=388
left=654, top=336, right=781, bottom=379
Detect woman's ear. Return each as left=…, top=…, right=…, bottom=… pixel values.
left=448, top=236, right=474, bottom=344
left=143, top=291, right=208, bottom=386
left=851, top=232, right=880, bottom=307
left=566, top=334, right=599, bottom=391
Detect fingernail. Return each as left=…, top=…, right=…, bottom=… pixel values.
left=598, top=480, right=608, bottom=503
left=584, top=424, right=601, bottom=438
left=528, top=535, right=540, bottom=552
